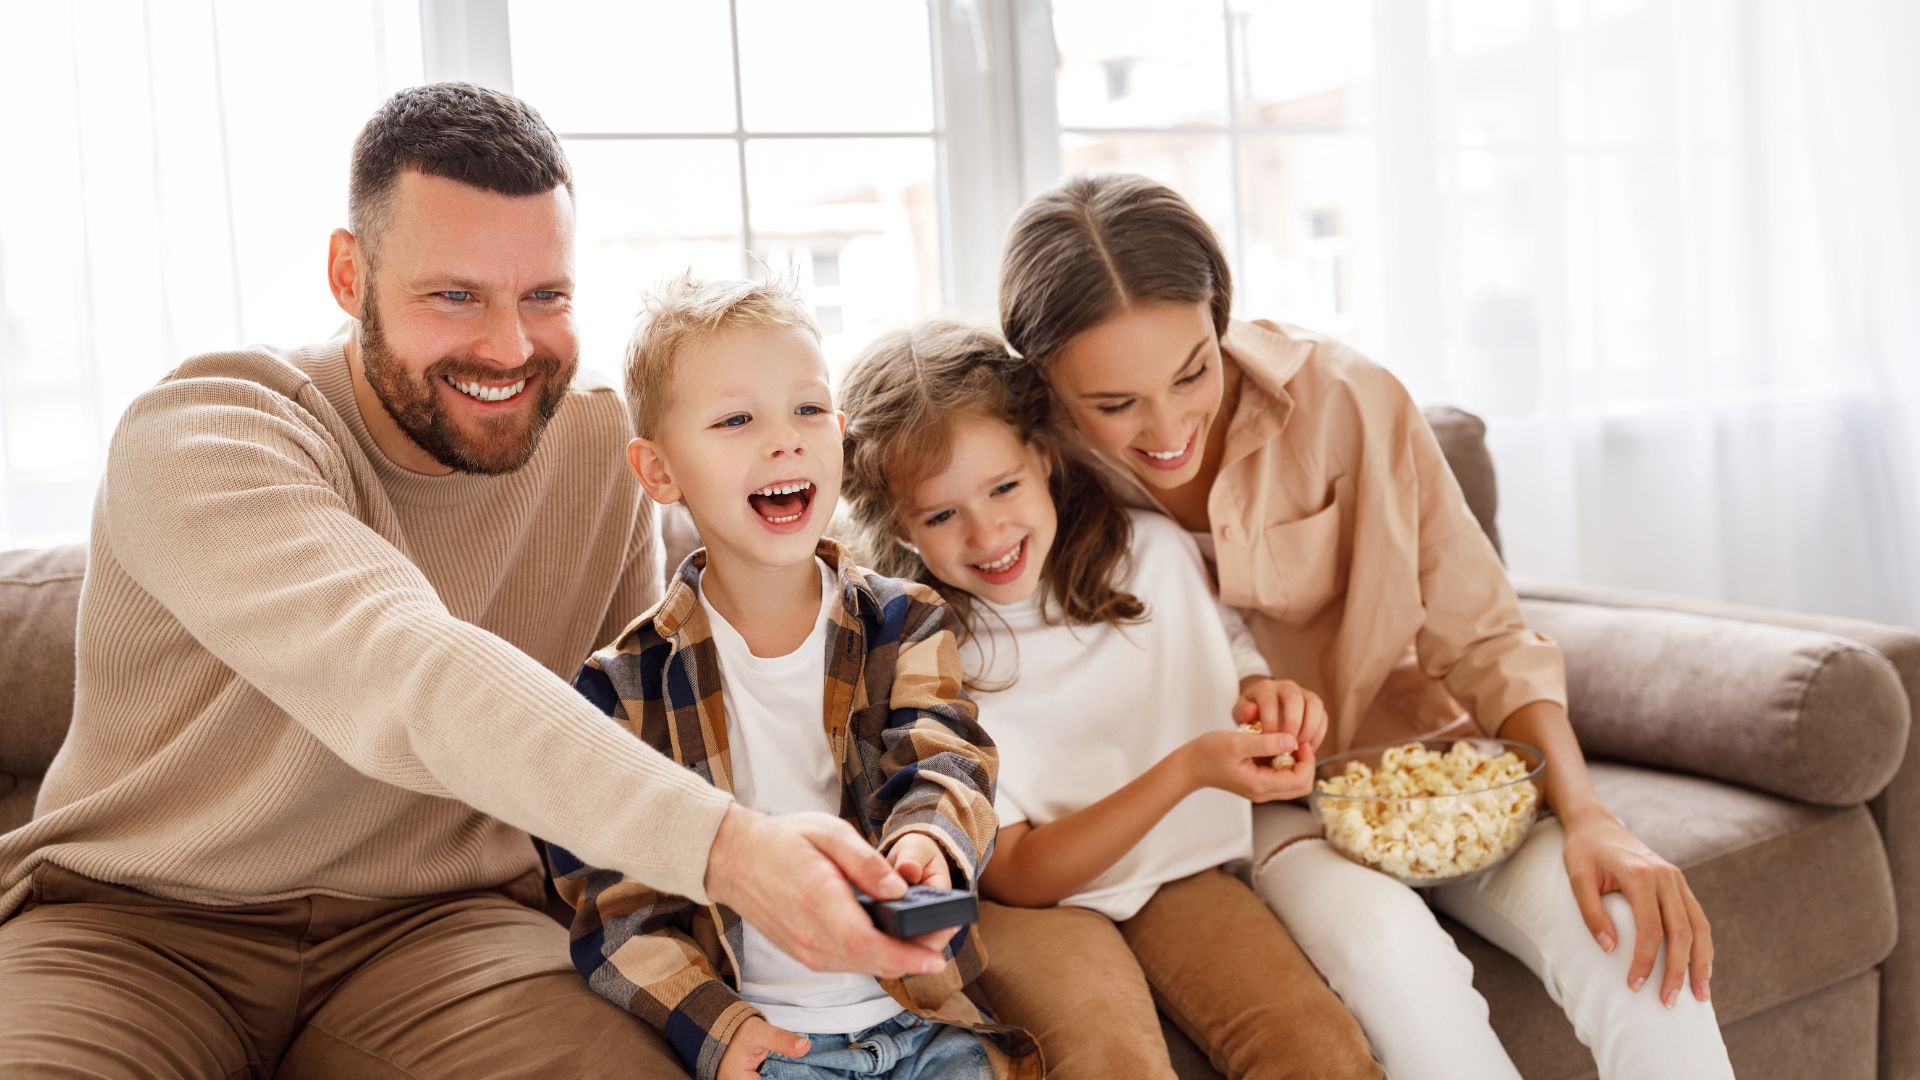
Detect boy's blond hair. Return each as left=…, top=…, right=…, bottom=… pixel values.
left=623, top=272, right=820, bottom=439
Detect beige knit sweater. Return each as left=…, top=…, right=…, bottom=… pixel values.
left=0, top=339, right=732, bottom=921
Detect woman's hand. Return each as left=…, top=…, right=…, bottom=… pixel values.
left=1561, top=810, right=1713, bottom=1005
left=718, top=1016, right=810, bottom=1079
left=1237, top=676, right=1328, bottom=752
left=1181, top=727, right=1312, bottom=802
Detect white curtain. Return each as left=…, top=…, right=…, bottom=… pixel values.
left=0, top=0, right=421, bottom=548
left=1323, top=0, right=1920, bottom=629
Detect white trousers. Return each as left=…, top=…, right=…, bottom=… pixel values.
left=1251, top=804, right=1734, bottom=1080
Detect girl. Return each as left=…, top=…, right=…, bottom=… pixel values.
left=994, top=171, right=1734, bottom=1080
left=838, top=321, right=1378, bottom=1080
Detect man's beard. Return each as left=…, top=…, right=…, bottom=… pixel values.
left=358, top=294, right=575, bottom=475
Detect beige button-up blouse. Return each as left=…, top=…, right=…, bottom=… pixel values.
left=1124, top=318, right=1568, bottom=753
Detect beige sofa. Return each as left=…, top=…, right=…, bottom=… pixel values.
left=2, top=409, right=1914, bottom=1080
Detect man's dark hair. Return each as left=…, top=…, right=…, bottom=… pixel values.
left=348, top=82, right=573, bottom=253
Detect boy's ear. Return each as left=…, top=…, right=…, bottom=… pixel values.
left=627, top=436, right=683, bottom=505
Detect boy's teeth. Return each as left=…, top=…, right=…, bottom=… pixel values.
left=765, top=512, right=803, bottom=524
left=448, top=376, right=528, bottom=403
left=753, top=481, right=813, bottom=497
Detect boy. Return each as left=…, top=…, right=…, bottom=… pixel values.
left=548, top=275, right=1039, bottom=1080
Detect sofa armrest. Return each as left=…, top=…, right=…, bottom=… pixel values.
left=1518, top=593, right=1910, bottom=808
left=1514, top=577, right=1920, bottom=1080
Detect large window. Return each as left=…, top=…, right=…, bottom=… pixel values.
left=504, top=0, right=947, bottom=372
left=0, top=0, right=422, bottom=548
left=1048, top=1, right=1365, bottom=342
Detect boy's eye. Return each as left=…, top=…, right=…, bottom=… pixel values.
left=1097, top=399, right=1136, bottom=416
left=796, top=404, right=826, bottom=416
left=991, top=480, right=1020, bottom=496
left=1177, top=363, right=1209, bottom=387
left=715, top=414, right=750, bottom=429
left=923, top=509, right=954, bottom=527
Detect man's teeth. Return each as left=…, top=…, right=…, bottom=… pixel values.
left=973, top=541, right=1022, bottom=573
left=448, top=376, right=527, bottom=402
left=753, top=481, right=813, bottom=497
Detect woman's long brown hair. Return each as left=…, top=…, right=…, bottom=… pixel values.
left=998, top=171, right=1233, bottom=370
left=839, top=320, right=1145, bottom=685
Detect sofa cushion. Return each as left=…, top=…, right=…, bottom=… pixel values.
left=0, top=545, right=85, bottom=783
left=1452, top=761, right=1895, bottom=1078
left=1521, top=598, right=1911, bottom=807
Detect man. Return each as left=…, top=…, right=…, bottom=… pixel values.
left=0, top=83, right=945, bottom=1078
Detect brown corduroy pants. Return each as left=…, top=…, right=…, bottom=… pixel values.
left=974, top=867, right=1381, bottom=1080
left=0, top=864, right=688, bottom=1079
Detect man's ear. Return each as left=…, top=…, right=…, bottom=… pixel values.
left=328, top=228, right=366, bottom=319
left=627, top=436, right=683, bottom=505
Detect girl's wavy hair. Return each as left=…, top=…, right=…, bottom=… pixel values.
left=839, top=320, right=1146, bottom=674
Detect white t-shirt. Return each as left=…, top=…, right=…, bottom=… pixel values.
left=699, top=559, right=901, bottom=1036
left=964, top=511, right=1271, bottom=920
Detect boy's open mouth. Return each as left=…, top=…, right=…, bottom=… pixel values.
left=748, top=479, right=815, bottom=526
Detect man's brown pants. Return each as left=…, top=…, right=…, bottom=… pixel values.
left=0, top=864, right=689, bottom=1079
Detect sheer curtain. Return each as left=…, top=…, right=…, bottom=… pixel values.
left=0, top=1, right=421, bottom=548
left=1322, top=0, right=1920, bottom=629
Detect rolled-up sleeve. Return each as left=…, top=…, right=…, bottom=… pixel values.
left=1402, top=393, right=1568, bottom=735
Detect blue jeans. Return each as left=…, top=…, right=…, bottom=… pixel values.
left=758, top=1011, right=991, bottom=1080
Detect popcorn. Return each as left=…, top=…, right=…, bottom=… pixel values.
left=1313, top=740, right=1539, bottom=885
left=1238, top=722, right=1296, bottom=768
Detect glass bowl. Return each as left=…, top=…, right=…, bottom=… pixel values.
left=1307, top=737, right=1546, bottom=888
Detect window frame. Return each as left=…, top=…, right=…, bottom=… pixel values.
left=420, top=0, right=1056, bottom=327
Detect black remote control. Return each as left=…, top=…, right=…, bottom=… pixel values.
left=854, top=885, right=979, bottom=939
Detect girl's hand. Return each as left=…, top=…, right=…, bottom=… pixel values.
left=1180, top=728, right=1312, bottom=802
left=1562, top=811, right=1714, bottom=1005
left=719, top=1016, right=810, bottom=1079
left=886, top=832, right=961, bottom=954
left=1237, top=677, right=1329, bottom=752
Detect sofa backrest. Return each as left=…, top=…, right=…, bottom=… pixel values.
left=0, top=544, right=86, bottom=831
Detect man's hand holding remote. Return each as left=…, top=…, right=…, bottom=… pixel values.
left=703, top=805, right=948, bottom=978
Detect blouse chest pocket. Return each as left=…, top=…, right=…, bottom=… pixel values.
left=1252, top=475, right=1352, bottom=626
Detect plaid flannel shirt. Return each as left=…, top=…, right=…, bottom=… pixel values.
left=549, top=539, right=1039, bottom=1080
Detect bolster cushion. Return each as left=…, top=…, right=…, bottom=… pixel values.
left=1520, top=596, right=1910, bottom=807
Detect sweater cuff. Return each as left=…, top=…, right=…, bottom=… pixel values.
left=619, top=780, right=734, bottom=905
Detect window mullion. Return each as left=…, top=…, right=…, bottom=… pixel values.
left=727, top=0, right=754, bottom=276
left=1010, top=0, right=1061, bottom=196
left=933, top=0, right=1031, bottom=321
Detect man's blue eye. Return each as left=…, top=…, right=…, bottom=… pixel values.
left=717, top=414, right=750, bottom=428
left=924, top=509, right=954, bottom=527
left=442, top=291, right=472, bottom=303
left=529, top=290, right=560, bottom=301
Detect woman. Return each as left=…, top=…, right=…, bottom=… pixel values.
left=991, top=171, right=1733, bottom=1080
